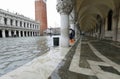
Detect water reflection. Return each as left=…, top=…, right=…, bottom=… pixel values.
left=0, top=36, right=52, bottom=76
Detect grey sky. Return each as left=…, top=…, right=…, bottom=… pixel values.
left=0, top=0, right=60, bottom=28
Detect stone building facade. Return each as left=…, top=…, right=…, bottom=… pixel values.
left=56, top=0, right=120, bottom=47
left=35, top=0, right=47, bottom=36
left=0, top=9, right=40, bottom=38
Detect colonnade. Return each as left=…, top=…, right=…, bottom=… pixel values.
left=0, top=9, right=40, bottom=38
left=56, top=0, right=120, bottom=47
left=0, top=29, right=39, bottom=38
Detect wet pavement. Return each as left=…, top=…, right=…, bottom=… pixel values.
left=0, top=36, right=120, bottom=79
left=0, top=36, right=52, bottom=76
left=91, top=40, right=120, bottom=64
left=49, top=36, right=120, bottom=79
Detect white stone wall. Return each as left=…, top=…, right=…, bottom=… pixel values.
left=0, top=9, right=40, bottom=38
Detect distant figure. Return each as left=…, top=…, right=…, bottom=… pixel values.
left=50, top=33, right=52, bottom=37
left=69, top=29, right=75, bottom=46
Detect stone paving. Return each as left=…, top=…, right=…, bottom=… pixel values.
left=49, top=36, right=120, bottom=79
left=0, top=36, right=120, bottom=79
left=0, top=36, right=52, bottom=76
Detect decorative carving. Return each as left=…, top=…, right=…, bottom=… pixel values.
left=56, top=0, right=73, bottom=14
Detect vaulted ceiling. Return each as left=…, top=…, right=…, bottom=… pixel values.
left=73, top=0, right=120, bottom=32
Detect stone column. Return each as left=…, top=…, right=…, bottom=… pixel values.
left=33, top=32, right=35, bottom=36
left=19, top=30, right=21, bottom=37
left=14, top=30, right=16, bottom=37
left=22, top=21, right=24, bottom=28
left=8, top=30, right=12, bottom=37
left=25, top=22, right=27, bottom=28
left=56, top=0, right=73, bottom=47
left=22, top=31, right=25, bottom=37
left=100, top=19, right=105, bottom=39
left=25, top=31, right=28, bottom=37
left=2, top=29, right=6, bottom=38
left=13, top=19, right=16, bottom=26
left=75, top=24, right=78, bottom=40
left=112, top=11, right=119, bottom=41
left=17, top=20, right=20, bottom=27
left=7, top=18, right=10, bottom=26
left=29, top=31, right=31, bottom=37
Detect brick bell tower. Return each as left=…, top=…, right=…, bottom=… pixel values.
left=35, top=0, right=47, bottom=36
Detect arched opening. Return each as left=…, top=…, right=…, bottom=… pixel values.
left=5, top=30, right=9, bottom=37
left=24, top=31, right=26, bottom=37
left=33, top=32, right=34, bottom=36
left=11, top=31, right=14, bottom=37
left=16, top=31, right=19, bottom=37
left=21, top=31, right=23, bottom=37
left=107, top=10, right=113, bottom=31
left=28, top=32, right=29, bottom=36
left=31, top=32, right=32, bottom=36
left=0, top=30, right=2, bottom=38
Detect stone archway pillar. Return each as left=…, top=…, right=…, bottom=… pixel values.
left=2, top=29, right=6, bottom=38
left=19, top=30, right=21, bottom=37
left=14, top=30, right=16, bottom=37
left=100, top=19, right=105, bottom=39
left=22, top=31, right=25, bottom=37
left=56, top=0, right=73, bottom=47
left=112, top=10, right=119, bottom=41
left=8, top=30, right=12, bottom=37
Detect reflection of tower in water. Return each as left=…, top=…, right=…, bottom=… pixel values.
left=35, top=0, right=48, bottom=36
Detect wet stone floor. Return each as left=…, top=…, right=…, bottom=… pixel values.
left=49, top=36, right=120, bottom=79
left=0, top=36, right=120, bottom=79
left=0, top=36, right=52, bottom=76
left=49, top=39, right=98, bottom=79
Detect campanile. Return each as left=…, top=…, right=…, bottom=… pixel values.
left=35, top=0, right=47, bottom=36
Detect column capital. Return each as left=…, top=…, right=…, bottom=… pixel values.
left=56, top=0, right=73, bottom=15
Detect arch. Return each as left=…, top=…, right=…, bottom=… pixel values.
left=16, top=31, right=19, bottom=37
left=0, top=30, right=2, bottom=38
left=5, top=30, right=9, bottom=37
left=73, top=0, right=117, bottom=32
left=107, top=10, right=113, bottom=31
left=28, top=31, right=29, bottom=36
left=21, top=31, right=23, bottom=37
left=11, top=30, right=14, bottom=37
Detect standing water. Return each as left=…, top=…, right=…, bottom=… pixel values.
left=0, top=36, right=53, bottom=76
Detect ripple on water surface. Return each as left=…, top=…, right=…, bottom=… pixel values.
left=0, top=36, right=53, bottom=76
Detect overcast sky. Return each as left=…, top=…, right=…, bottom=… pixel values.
left=0, top=0, right=60, bottom=28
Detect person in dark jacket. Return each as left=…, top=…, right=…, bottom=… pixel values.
left=69, top=29, right=75, bottom=45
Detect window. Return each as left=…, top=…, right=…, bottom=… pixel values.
left=10, top=19, right=13, bottom=26
left=24, top=22, right=26, bottom=27
left=4, top=18, right=7, bottom=25
left=20, top=21, right=22, bottom=27
left=16, top=20, right=18, bottom=26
